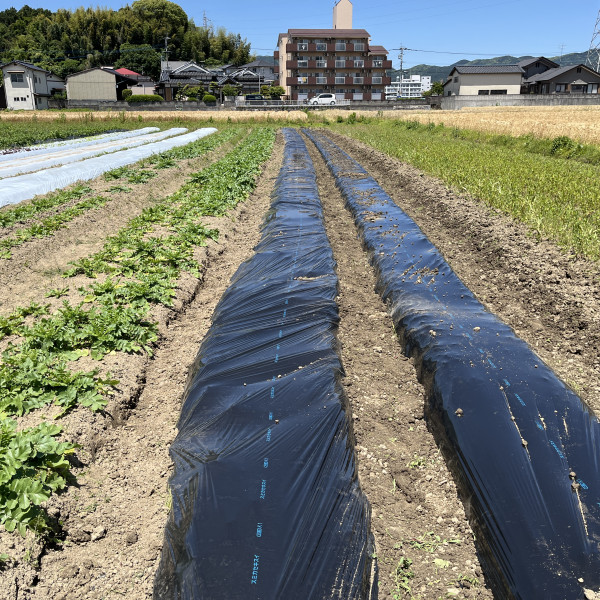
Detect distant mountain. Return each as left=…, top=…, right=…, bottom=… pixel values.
left=389, top=51, right=589, bottom=83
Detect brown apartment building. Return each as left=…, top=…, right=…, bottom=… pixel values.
left=275, top=0, right=391, bottom=101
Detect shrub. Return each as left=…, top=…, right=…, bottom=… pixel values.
left=126, top=94, right=164, bottom=103
left=122, top=89, right=133, bottom=100
left=202, top=94, right=217, bottom=103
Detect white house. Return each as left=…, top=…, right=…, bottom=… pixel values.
left=443, top=65, right=524, bottom=96
left=1, top=61, right=64, bottom=110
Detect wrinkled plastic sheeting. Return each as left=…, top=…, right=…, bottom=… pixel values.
left=154, top=128, right=373, bottom=600
left=306, top=130, right=600, bottom=600
left=0, top=128, right=216, bottom=208
left=0, top=128, right=181, bottom=179
left=0, top=127, right=160, bottom=164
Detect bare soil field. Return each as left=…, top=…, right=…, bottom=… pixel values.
left=0, top=126, right=598, bottom=600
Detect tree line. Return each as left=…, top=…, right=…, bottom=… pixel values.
left=0, top=0, right=253, bottom=81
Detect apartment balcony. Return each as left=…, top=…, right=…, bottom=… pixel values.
left=335, top=76, right=346, bottom=84
left=315, top=60, right=327, bottom=68
left=297, top=60, right=308, bottom=68
left=335, top=60, right=346, bottom=68
left=354, top=60, right=364, bottom=68
left=335, top=42, right=346, bottom=51
left=371, top=76, right=382, bottom=84
left=315, top=77, right=328, bottom=84
left=349, top=43, right=366, bottom=52
left=353, top=77, right=364, bottom=84
left=315, top=43, right=327, bottom=51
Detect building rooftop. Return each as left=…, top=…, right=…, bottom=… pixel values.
left=524, top=64, right=596, bottom=83
left=517, top=56, right=559, bottom=69
left=451, top=65, right=524, bottom=75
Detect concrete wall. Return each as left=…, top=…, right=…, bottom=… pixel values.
left=67, top=70, right=117, bottom=101
left=441, top=93, right=600, bottom=110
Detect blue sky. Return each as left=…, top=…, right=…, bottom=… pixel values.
left=7, top=0, right=600, bottom=69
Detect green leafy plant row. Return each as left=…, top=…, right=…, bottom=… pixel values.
left=0, top=127, right=274, bottom=536
left=0, top=128, right=242, bottom=259
left=330, top=121, right=600, bottom=260
left=0, top=121, right=144, bottom=151
left=0, top=419, right=77, bottom=537
left=0, top=185, right=93, bottom=229
left=0, top=195, right=108, bottom=258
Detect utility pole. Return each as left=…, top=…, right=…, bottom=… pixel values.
left=398, top=44, right=408, bottom=81
left=163, top=35, right=171, bottom=70
left=558, top=43, right=566, bottom=65
left=587, top=10, right=600, bottom=73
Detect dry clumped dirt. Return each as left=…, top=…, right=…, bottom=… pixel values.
left=0, top=125, right=598, bottom=600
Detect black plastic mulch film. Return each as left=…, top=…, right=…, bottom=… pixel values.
left=304, top=129, right=600, bottom=600
left=154, top=129, right=373, bottom=600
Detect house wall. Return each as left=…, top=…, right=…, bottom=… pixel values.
left=278, top=35, right=289, bottom=94
left=333, top=0, right=353, bottom=29
left=545, top=69, right=600, bottom=92
left=67, top=69, right=117, bottom=101
left=447, top=72, right=522, bottom=96
left=3, top=68, right=36, bottom=110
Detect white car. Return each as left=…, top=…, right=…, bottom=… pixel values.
left=309, top=93, right=337, bottom=105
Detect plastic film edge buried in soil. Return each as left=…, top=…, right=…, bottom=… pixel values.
left=153, top=128, right=374, bottom=600
left=304, top=129, right=600, bottom=600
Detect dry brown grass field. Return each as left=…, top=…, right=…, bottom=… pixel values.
left=374, top=105, right=600, bottom=144
left=2, top=105, right=599, bottom=144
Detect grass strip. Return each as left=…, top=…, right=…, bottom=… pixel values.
left=328, top=120, right=600, bottom=260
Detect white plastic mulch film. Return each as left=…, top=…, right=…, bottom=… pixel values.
left=0, top=128, right=218, bottom=208
left=0, top=128, right=185, bottom=180
left=0, top=127, right=160, bottom=164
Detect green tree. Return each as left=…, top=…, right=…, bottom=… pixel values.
left=115, top=43, right=160, bottom=80
left=423, top=80, right=445, bottom=96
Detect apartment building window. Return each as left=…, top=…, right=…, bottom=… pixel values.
left=372, top=76, right=382, bottom=84
left=335, top=41, right=346, bottom=51
left=298, top=74, right=309, bottom=84
left=316, top=42, right=327, bottom=51
left=297, top=40, right=308, bottom=51
left=353, top=74, right=364, bottom=84
left=335, top=76, right=345, bottom=84
left=315, top=57, right=327, bottom=68
left=297, top=58, right=308, bottom=68
left=352, top=41, right=365, bottom=51
left=372, top=59, right=383, bottom=67
left=354, top=59, right=364, bottom=68
left=10, top=73, right=24, bottom=83
left=316, top=75, right=327, bottom=84
left=335, top=59, right=346, bottom=68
